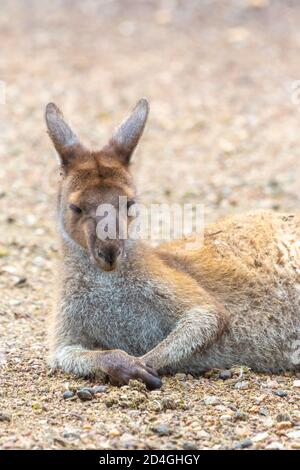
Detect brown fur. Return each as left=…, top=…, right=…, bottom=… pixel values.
left=45, top=100, right=300, bottom=389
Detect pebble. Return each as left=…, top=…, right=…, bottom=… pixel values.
left=220, top=414, right=232, bottom=421
left=263, top=417, right=275, bottom=428
left=203, top=396, right=220, bottom=406
left=151, top=423, right=171, bottom=436
left=109, top=428, right=121, bottom=437
left=234, top=411, right=248, bottom=421
left=276, top=421, right=292, bottom=430
left=62, top=391, right=74, bottom=400
left=197, top=430, right=210, bottom=438
left=235, top=438, right=253, bottom=449
left=0, top=412, right=11, bottom=422
left=80, top=387, right=96, bottom=395
left=14, top=276, right=27, bottom=287
left=219, top=370, right=232, bottom=380
left=287, top=430, right=300, bottom=439
left=183, top=441, right=198, bottom=450
left=266, top=441, right=285, bottom=450
left=161, top=397, right=177, bottom=410
left=259, top=406, right=268, bottom=416
left=252, top=432, right=269, bottom=442
left=276, top=413, right=290, bottom=422
left=255, top=394, right=266, bottom=404
left=274, top=389, right=287, bottom=397
left=63, top=432, right=80, bottom=439
left=215, top=404, right=229, bottom=412
left=175, top=373, right=187, bottom=381
left=235, top=381, right=249, bottom=390
left=93, top=385, right=108, bottom=394
left=77, top=389, right=93, bottom=401
left=235, top=426, right=249, bottom=438
left=264, top=379, right=278, bottom=388
left=293, top=380, right=300, bottom=388
left=8, top=299, right=21, bottom=306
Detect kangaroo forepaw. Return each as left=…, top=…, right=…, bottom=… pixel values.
left=104, top=350, right=162, bottom=390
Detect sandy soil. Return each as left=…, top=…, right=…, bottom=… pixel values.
left=0, top=0, right=300, bottom=450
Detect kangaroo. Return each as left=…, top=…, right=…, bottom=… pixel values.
left=45, top=99, right=300, bottom=389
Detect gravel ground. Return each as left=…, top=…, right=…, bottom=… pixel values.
left=1, top=0, right=300, bottom=450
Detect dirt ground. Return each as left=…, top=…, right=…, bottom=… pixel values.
left=1, top=0, right=300, bottom=450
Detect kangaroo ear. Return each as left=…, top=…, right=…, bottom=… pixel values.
left=108, top=98, right=149, bottom=164
left=45, top=103, right=81, bottom=167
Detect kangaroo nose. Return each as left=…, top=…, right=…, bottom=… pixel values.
left=98, top=247, right=121, bottom=266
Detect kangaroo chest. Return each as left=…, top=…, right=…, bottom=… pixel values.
left=72, top=270, right=174, bottom=356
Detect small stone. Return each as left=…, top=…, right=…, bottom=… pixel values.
left=183, top=441, right=198, bottom=450
left=219, top=139, right=236, bottom=154
left=14, top=277, right=27, bottom=287
left=175, top=373, right=187, bottom=381
left=259, top=406, right=269, bottom=416
left=220, top=414, right=232, bottom=421
left=276, top=421, right=292, bottom=430
left=0, top=248, right=9, bottom=257
left=197, top=430, right=210, bottom=438
left=161, top=397, right=177, bottom=410
left=215, top=404, right=229, bottom=412
left=293, top=380, right=300, bottom=388
left=255, top=394, right=266, bottom=404
left=203, top=396, right=220, bottom=406
left=264, top=379, right=278, bottom=388
left=291, top=442, right=300, bottom=449
left=276, top=413, right=290, bottom=422
left=252, top=432, right=269, bottom=442
left=77, top=389, right=93, bottom=401
left=8, top=299, right=21, bottom=306
left=235, top=438, right=253, bottom=449
left=266, top=441, right=285, bottom=450
left=234, top=411, right=248, bottom=421
left=219, top=370, right=232, bottom=380
left=93, top=385, right=107, bottom=394
left=275, top=389, right=287, bottom=397
left=119, top=432, right=136, bottom=449
left=203, top=370, right=215, bottom=378
left=287, top=430, right=300, bottom=439
left=235, top=381, right=249, bottom=390
left=104, top=397, right=118, bottom=408
left=0, top=412, right=11, bottom=422
left=263, top=417, right=275, bottom=428
left=63, top=432, right=80, bottom=439
left=151, top=423, right=171, bottom=436
left=62, top=391, right=74, bottom=400
left=235, top=426, right=250, bottom=438
left=128, top=379, right=147, bottom=391
left=80, top=387, right=95, bottom=395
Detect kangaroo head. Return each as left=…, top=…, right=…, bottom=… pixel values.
left=45, top=99, right=149, bottom=272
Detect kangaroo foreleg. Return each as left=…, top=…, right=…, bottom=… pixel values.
left=142, top=306, right=227, bottom=371
left=51, top=345, right=162, bottom=389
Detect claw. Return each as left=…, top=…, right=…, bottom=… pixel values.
left=105, top=350, right=162, bottom=390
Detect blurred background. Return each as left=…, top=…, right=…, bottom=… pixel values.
left=1, top=0, right=300, bottom=450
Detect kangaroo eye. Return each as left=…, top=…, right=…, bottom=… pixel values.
left=69, top=204, right=82, bottom=214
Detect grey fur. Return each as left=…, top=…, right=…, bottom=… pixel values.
left=49, top=213, right=300, bottom=379
left=45, top=103, right=79, bottom=153
left=110, top=98, right=149, bottom=162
